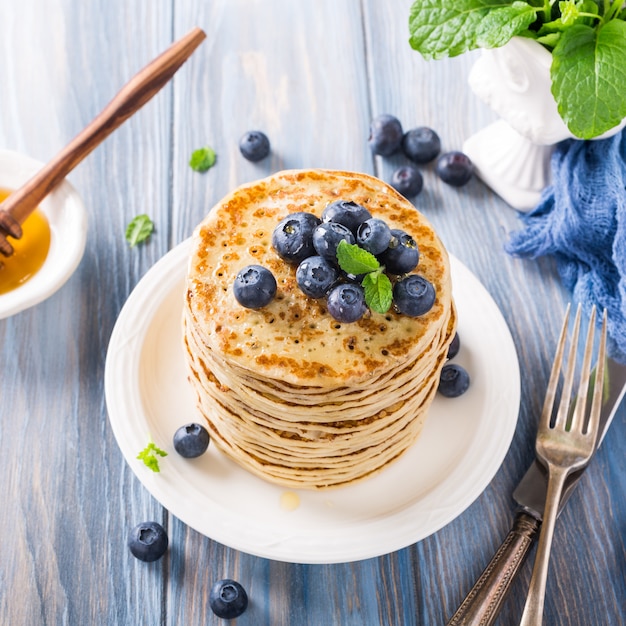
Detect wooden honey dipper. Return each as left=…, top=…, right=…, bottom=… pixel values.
left=0, top=26, right=206, bottom=259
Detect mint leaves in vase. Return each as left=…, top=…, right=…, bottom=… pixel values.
left=408, top=0, right=626, bottom=139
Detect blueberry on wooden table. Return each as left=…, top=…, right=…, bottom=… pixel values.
left=239, top=130, right=270, bottom=161
left=209, top=579, right=249, bottom=619
left=390, top=165, right=423, bottom=198
left=368, top=113, right=403, bottom=156
left=321, top=200, right=372, bottom=233
left=233, top=265, right=277, bottom=309
left=393, top=274, right=435, bottom=317
left=378, top=229, right=419, bottom=275
left=438, top=363, right=471, bottom=397
left=128, top=522, right=168, bottom=562
left=272, top=212, right=320, bottom=264
left=402, top=127, right=441, bottom=163
left=435, top=151, right=474, bottom=187
left=173, top=423, right=210, bottom=458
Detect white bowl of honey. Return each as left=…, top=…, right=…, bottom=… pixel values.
left=0, top=149, right=87, bottom=319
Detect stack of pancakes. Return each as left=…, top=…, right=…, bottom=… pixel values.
left=183, top=169, right=456, bottom=490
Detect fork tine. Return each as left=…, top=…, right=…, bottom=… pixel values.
left=539, top=303, right=571, bottom=429
left=553, top=304, right=582, bottom=430
left=569, top=306, right=597, bottom=433
left=586, top=309, right=608, bottom=438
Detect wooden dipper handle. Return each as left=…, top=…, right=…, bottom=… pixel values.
left=0, top=26, right=206, bottom=256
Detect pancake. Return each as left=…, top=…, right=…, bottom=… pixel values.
left=183, top=169, right=456, bottom=489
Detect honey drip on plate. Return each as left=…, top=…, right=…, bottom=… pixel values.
left=0, top=187, right=51, bottom=295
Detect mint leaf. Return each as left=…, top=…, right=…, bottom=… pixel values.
left=336, top=240, right=380, bottom=275
left=409, top=0, right=527, bottom=60
left=475, top=2, right=538, bottom=48
left=137, top=441, right=168, bottom=473
left=362, top=271, right=393, bottom=314
left=125, top=214, right=154, bottom=247
left=551, top=20, right=626, bottom=138
left=189, top=146, right=216, bottom=172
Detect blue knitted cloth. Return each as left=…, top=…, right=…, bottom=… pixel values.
left=506, top=128, right=626, bottom=362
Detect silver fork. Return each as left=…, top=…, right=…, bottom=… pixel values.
left=519, top=304, right=607, bottom=626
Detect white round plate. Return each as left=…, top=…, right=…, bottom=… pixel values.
left=105, top=239, right=520, bottom=564
left=0, top=149, right=87, bottom=319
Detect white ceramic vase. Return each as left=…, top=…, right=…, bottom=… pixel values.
left=462, top=37, right=626, bottom=211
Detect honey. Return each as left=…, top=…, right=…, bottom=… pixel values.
left=0, top=188, right=51, bottom=295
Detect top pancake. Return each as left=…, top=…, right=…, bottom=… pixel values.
left=185, top=169, right=453, bottom=387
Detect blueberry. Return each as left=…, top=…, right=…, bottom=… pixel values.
left=393, top=274, right=436, bottom=317
left=272, top=212, right=321, bottom=264
left=378, top=229, right=419, bottom=275
left=173, top=423, right=210, bottom=458
left=327, top=283, right=367, bottom=323
left=402, top=127, right=441, bottom=163
left=435, top=151, right=474, bottom=187
left=233, top=265, right=277, bottom=309
left=368, top=114, right=403, bottom=156
left=209, top=579, right=248, bottom=619
left=312, top=222, right=355, bottom=263
left=239, top=130, right=270, bottom=161
left=296, top=255, right=339, bottom=298
left=438, top=363, right=470, bottom=397
left=128, top=521, right=168, bottom=562
left=322, top=200, right=372, bottom=233
left=447, top=332, right=460, bottom=359
left=356, top=218, right=392, bottom=255
left=390, top=165, right=423, bottom=198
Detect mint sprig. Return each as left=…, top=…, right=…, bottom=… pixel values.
left=189, top=146, right=217, bottom=172
left=137, top=441, right=168, bottom=473
left=408, top=0, right=626, bottom=139
left=336, top=240, right=393, bottom=314
left=125, top=214, right=154, bottom=247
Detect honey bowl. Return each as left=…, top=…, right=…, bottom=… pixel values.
left=0, top=149, right=87, bottom=319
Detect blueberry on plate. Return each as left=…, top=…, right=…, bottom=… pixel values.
left=233, top=265, right=277, bottom=309
left=368, top=114, right=403, bottom=156
left=390, top=165, right=423, bottom=198
left=173, top=423, right=210, bottom=458
left=435, top=151, right=474, bottom=187
left=321, top=200, right=372, bottom=233
left=447, top=332, right=460, bottom=359
left=378, top=229, right=419, bottom=275
left=393, top=274, right=436, bottom=317
left=128, top=521, right=168, bottom=562
left=272, top=212, right=321, bottom=264
left=356, top=218, right=392, bottom=255
left=438, top=363, right=470, bottom=397
left=296, top=255, right=339, bottom=298
left=327, top=283, right=367, bottom=323
left=312, top=222, right=355, bottom=263
left=239, top=130, right=270, bottom=161
left=209, top=579, right=249, bottom=619
left=402, top=127, right=441, bottom=163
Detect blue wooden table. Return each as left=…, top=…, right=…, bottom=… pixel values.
left=0, top=2, right=624, bottom=624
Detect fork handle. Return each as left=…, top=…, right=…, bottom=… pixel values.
left=445, top=511, right=540, bottom=626
left=519, top=467, right=568, bottom=626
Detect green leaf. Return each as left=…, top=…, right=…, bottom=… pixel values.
left=137, top=441, right=168, bottom=473
left=336, top=240, right=381, bottom=275
left=408, top=0, right=531, bottom=60
left=362, top=271, right=393, bottom=314
left=551, top=20, right=626, bottom=138
left=189, top=146, right=217, bottom=172
left=475, top=2, right=538, bottom=48
left=125, top=214, right=155, bottom=247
